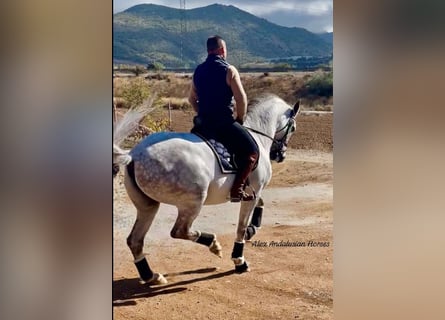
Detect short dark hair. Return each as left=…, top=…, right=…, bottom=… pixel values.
left=207, top=35, right=224, bottom=52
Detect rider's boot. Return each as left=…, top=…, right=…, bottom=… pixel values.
left=230, top=153, right=259, bottom=202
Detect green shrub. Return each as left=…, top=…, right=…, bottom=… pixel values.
left=121, top=78, right=150, bottom=108
left=304, top=72, right=333, bottom=97
left=147, top=62, right=165, bottom=71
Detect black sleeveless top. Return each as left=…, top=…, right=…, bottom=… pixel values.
left=193, top=54, right=234, bottom=124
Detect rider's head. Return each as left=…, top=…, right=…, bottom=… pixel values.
left=207, top=35, right=227, bottom=59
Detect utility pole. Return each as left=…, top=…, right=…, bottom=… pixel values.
left=179, top=0, right=186, bottom=69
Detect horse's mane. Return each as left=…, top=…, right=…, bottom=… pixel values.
left=247, top=93, right=289, bottom=118
left=245, top=94, right=289, bottom=131
left=247, top=94, right=287, bottom=113
left=247, top=94, right=271, bottom=111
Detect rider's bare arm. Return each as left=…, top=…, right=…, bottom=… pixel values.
left=188, top=80, right=199, bottom=112
left=227, top=66, right=247, bottom=124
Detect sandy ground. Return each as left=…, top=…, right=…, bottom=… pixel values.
left=119, top=107, right=333, bottom=152
left=163, top=109, right=333, bottom=152
left=113, top=105, right=332, bottom=319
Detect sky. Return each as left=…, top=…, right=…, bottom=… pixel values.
left=113, top=0, right=333, bottom=33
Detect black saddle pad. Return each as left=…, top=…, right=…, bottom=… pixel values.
left=193, top=132, right=237, bottom=174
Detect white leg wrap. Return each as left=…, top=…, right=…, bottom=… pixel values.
left=209, top=239, right=223, bottom=258
left=232, top=256, right=245, bottom=266
left=134, top=254, right=145, bottom=263
left=192, top=230, right=201, bottom=242
left=139, top=273, right=168, bottom=285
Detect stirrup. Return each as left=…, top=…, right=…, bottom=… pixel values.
left=230, top=189, right=256, bottom=202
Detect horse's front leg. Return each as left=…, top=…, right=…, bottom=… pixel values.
left=170, top=203, right=223, bottom=258
left=232, top=199, right=257, bottom=273
left=245, top=197, right=264, bottom=241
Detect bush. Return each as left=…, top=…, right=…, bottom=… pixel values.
left=304, top=72, right=333, bottom=97
left=147, top=62, right=165, bottom=71
left=132, top=65, right=146, bottom=76
left=142, top=117, right=170, bottom=132
left=121, top=78, right=150, bottom=108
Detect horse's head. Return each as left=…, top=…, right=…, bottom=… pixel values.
left=270, top=101, right=300, bottom=162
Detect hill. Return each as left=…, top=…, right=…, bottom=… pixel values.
left=113, top=3, right=332, bottom=68
left=318, top=32, right=333, bottom=44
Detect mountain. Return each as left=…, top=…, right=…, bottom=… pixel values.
left=318, top=32, right=333, bottom=44
left=113, top=3, right=332, bottom=68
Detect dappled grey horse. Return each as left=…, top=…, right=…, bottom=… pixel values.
left=113, top=95, right=300, bottom=285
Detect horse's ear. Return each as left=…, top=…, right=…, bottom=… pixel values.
left=293, top=100, right=300, bottom=116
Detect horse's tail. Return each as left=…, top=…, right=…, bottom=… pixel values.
left=113, top=96, right=156, bottom=177
left=113, top=144, right=132, bottom=177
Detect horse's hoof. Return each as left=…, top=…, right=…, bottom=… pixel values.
left=140, top=273, right=168, bottom=285
left=235, top=261, right=250, bottom=273
left=209, top=239, right=223, bottom=258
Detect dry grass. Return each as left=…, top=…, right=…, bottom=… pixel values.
left=313, top=104, right=333, bottom=112
left=159, top=97, right=191, bottom=110
left=148, top=74, right=191, bottom=99
left=113, top=74, right=333, bottom=146
left=113, top=71, right=333, bottom=113
left=113, top=77, right=130, bottom=98
left=242, top=73, right=306, bottom=104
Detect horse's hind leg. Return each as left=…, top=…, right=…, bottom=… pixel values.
left=170, top=203, right=222, bottom=258
left=124, top=166, right=167, bottom=285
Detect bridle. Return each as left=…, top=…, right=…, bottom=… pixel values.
left=244, top=118, right=294, bottom=143
left=244, top=112, right=297, bottom=162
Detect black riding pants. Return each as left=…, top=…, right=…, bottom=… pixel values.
left=193, top=118, right=259, bottom=168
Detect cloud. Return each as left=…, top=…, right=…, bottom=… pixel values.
left=113, top=0, right=333, bottom=33
left=259, top=6, right=333, bottom=32
left=241, top=0, right=332, bottom=16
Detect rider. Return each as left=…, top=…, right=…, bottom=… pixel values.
left=188, top=35, right=259, bottom=202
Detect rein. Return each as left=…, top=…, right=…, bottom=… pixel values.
left=244, top=113, right=296, bottom=163
left=243, top=126, right=277, bottom=142
left=244, top=115, right=296, bottom=144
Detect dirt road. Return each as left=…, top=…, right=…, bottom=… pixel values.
left=113, top=148, right=333, bottom=320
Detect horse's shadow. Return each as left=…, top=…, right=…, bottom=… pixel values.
left=113, top=267, right=236, bottom=306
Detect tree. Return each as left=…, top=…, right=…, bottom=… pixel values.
left=133, top=65, right=146, bottom=76
left=147, top=61, right=165, bottom=71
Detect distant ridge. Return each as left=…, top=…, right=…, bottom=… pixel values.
left=113, top=3, right=332, bottom=67
left=318, top=32, right=333, bottom=44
